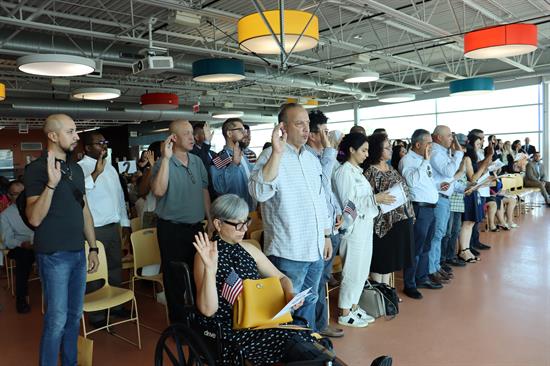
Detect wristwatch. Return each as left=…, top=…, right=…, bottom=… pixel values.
left=324, top=234, right=331, bottom=238
left=89, top=247, right=99, bottom=254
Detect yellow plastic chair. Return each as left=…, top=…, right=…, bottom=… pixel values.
left=130, top=228, right=169, bottom=328
left=82, top=241, right=141, bottom=349
left=130, top=217, right=142, bottom=233
left=249, top=229, right=263, bottom=244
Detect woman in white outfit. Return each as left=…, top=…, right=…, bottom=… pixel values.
left=332, top=133, right=395, bottom=328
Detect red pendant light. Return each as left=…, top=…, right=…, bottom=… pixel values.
left=140, top=93, right=179, bottom=110
left=464, top=24, right=537, bottom=59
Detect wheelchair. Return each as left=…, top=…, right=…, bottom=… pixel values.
left=154, top=261, right=344, bottom=366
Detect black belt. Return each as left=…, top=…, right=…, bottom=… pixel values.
left=438, top=193, right=449, bottom=200
left=412, top=202, right=436, bottom=208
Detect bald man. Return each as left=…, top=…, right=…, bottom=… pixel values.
left=24, top=114, right=99, bottom=366
left=151, top=119, right=213, bottom=324
left=428, top=125, right=463, bottom=285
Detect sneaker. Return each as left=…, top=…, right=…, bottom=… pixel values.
left=319, top=325, right=344, bottom=338
left=510, top=223, right=519, bottom=228
left=338, top=312, right=368, bottom=328
left=352, top=307, right=375, bottom=323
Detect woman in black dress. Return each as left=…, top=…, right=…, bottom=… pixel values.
left=193, top=194, right=312, bottom=365
left=364, top=133, right=415, bottom=285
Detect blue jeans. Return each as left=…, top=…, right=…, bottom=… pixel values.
left=268, top=255, right=324, bottom=332
left=404, top=205, right=435, bottom=289
left=315, top=234, right=341, bottom=332
left=428, top=196, right=451, bottom=274
left=37, top=250, right=87, bottom=366
left=442, top=211, right=463, bottom=262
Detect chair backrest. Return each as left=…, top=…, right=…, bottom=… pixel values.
left=514, top=173, right=524, bottom=189
left=500, top=176, right=516, bottom=191
left=249, top=229, right=263, bottom=243
left=130, top=217, right=141, bottom=233
left=85, top=241, right=108, bottom=284
left=131, top=228, right=161, bottom=270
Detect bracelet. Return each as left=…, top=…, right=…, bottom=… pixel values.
left=324, top=234, right=331, bottom=238
left=89, top=247, right=99, bottom=254
left=45, top=184, right=56, bottom=190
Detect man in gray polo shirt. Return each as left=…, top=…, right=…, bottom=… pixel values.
left=151, top=119, right=213, bottom=324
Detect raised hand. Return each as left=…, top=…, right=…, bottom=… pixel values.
left=485, top=143, right=495, bottom=158
left=163, top=134, right=175, bottom=159
left=46, top=150, right=61, bottom=188
left=193, top=232, right=218, bottom=273
left=204, top=122, right=213, bottom=143
left=232, top=143, right=242, bottom=165
left=145, top=150, right=155, bottom=166
left=320, top=128, right=330, bottom=149
left=271, top=123, right=287, bottom=155
left=94, top=153, right=106, bottom=176
left=424, top=144, right=432, bottom=161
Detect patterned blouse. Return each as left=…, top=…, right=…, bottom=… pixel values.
left=364, top=165, right=415, bottom=238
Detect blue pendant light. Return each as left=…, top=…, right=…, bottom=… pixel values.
left=192, top=58, right=245, bottom=83
left=449, top=77, right=495, bottom=96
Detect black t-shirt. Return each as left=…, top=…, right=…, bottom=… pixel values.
left=24, top=155, right=86, bottom=254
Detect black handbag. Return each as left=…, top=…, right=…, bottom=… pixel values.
left=371, top=281, right=399, bottom=317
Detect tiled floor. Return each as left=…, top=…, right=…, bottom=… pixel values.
left=1, top=205, right=549, bottom=366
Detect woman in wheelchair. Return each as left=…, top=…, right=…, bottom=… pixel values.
left=192, top=194, right=315, bottom=365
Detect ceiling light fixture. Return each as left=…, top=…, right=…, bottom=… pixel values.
left=464, top=24, right=537, bottom=59
left=140, top=93, right=179, bottom=110
left=378, top=93, right=416, bottom=103
left=192, top=58, right=246, bottom=83
left=212, top=111, right=244, bottom=119
left=449, top=77, right=495, bottom=96
left=238, top=10, right=319, bottom=54
left=0, top=83, right=5, bottom=101
left=17, top=54, right=96, bottom=77
left=72, top=87, right=121, bottom=101
left=344, top=71, right=379, bottom=83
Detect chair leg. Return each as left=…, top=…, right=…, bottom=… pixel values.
left=133, top=297, right=142, bottom=349
left=81, top=315, right=88, bottom=339
left=325, top=282, right=330, bottom=326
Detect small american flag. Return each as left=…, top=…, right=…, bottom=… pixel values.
left=212, top=150, right=232, bottom=169
left=343, top=200, right=357, bottom=220
left=221, top=268, right=243, bottom=305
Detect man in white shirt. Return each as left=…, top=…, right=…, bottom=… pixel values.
left=0, top=180, right=34, bottom=313
left=249, top=103, right=332, bottom=331
left=78, top=132, right=130, bottom=326
left=428, top=126, right=463, bottom=285
left=399, top=129, right=442, bottom=300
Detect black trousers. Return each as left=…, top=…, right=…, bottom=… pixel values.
left=157, top=218, right=202, bottom=324
left=7, top=247, right=35, bottom=298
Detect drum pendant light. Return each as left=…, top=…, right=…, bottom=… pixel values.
left=464, top=24, right=538, bottom=59
left=192, top=58, right=245, bottom=83
left=238, top=10, right=319, bottom=54
left=140, top=93, right=179, bottom=110
left=0, top=83, right=5, bottom=101
left=449, top=77, right=495, bottom=96
left=17, top=54, right=96, bottom=77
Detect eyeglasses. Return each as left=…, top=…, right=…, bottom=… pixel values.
left=89, top=140, right=109, bottom=146
left=222, top=217, right=252, bottom=231
left=383, top=146, right=392, bottom=151
left=182, top=165, right=195, bottom=184
left=229, top=128, right=245, bottom=133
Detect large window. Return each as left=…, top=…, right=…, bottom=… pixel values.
left=323, top=84, right=543, bottom=152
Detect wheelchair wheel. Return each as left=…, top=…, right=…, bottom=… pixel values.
left=155, top=324, right=216, bottom=366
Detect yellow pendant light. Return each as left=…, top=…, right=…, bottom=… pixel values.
left=0, top=83, right=5, bottom=101
left=238, top=10, right=319, bottom=54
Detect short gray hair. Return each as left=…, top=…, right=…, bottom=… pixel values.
left=210, top=194, right=249, bottom=221
left=411, top=129, right=431, bottom=146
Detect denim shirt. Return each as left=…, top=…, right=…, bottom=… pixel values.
left=210, top=146, right=256, bottom=211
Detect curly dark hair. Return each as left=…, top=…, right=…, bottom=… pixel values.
left=364, top=133, right=388, bottom=168
left=391, top=145, right=404, bottom=170
left=338, top=133, right=369, bottom=162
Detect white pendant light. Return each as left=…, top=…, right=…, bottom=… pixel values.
left=71, top=87, right=121, bottom=100
left=344, top=71, right=379, bottom=83
left=378, top=93, right=416, bottom=103
left=17, top=54, right=96, bottom=77
left=212, top=111, right=244, bottom=119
